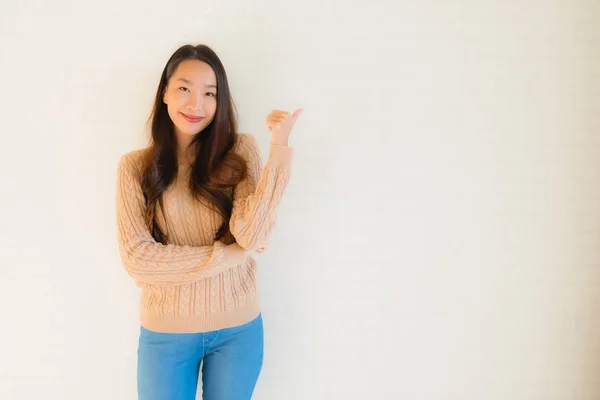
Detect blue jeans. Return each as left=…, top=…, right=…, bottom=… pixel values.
left=137, top=314, right=264, bottom=400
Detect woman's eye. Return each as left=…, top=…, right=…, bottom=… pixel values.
left=179, top=87, right=190, bottom=92
left=206, top=92, right=216, bottom=97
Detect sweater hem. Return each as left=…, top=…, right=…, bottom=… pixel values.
left=139, top=296, right=261, bottom=333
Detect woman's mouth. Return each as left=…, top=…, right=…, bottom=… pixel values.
left=180, top=112, right=205, bottom=123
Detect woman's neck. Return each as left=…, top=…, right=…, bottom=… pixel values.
left=175, top=131, right=197, bottom=166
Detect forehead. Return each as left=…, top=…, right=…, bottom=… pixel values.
left=171, top=59, right=216, bottom=85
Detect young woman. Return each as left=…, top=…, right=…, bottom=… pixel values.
left=115, top=44, right=301, bottom=400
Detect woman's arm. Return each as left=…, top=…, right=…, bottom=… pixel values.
left=116, top=153, right=247, bottom=287
left=229, top=134, right=294, bottom=250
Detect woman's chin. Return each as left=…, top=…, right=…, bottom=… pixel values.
left=174, top=123, right=205, bottom=137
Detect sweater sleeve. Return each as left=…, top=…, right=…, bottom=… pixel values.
left=116, top=152, right=248, bottom=287
left=229, top=134, right=294, bottom=250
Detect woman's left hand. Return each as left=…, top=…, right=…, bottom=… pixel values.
left=267, top=108, right=303, bottom=146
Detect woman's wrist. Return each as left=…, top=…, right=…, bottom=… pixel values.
left=271, top=138, right=289, bottom=146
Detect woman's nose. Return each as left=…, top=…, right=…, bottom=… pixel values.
left=187, top=94, right=203, bottom=111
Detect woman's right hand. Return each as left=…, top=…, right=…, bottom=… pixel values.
left=254, top=245, right=268, bottom=254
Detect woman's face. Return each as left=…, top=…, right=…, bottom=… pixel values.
left=163, top=59, right=218, bottom=138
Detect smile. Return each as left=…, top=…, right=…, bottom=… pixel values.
left=180, top=113, right=205, bottom=123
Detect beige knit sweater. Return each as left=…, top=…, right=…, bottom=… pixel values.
left=115, top=133, right=293, bottom=333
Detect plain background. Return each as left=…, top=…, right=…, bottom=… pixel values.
left=1, top=0, right=599, bottom=399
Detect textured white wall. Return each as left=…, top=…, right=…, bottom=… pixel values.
left=1, top=0, right=599, bottom=399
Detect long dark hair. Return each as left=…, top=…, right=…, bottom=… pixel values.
left=141, top=44, right=247, bottom=244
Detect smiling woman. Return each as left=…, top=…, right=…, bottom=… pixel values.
left=164, top=61, right=218, bottom=150
left=115, top=44, right=302, bottom=400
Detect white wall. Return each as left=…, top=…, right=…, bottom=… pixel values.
left=1, top=0, right=599, bottom=399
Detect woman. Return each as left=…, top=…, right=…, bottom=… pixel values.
left=115, top=44, right=301, bottom=400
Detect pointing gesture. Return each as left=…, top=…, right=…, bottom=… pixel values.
left=266, top=108, right=303, bottom=146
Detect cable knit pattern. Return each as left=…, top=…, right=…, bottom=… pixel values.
left=116, top=133, right=293, bottom=333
